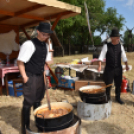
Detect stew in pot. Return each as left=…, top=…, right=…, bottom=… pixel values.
left=37, top=107, right=71, bottom=119
left=82, top=89, right=104, bottom=94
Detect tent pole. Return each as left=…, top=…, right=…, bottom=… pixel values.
left=51, top=13, right=63, bottom=30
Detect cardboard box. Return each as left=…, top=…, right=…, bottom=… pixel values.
left=58, top=77, right=79, bottom=89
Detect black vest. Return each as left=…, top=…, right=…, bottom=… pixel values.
left=25, top=38, right=47, bottom=75
left=106, top=43, right=121, bottom=68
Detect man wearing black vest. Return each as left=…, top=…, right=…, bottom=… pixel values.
left=17, top=22, right=53, bottom=133
left=98, top=27, right=129, bottom=104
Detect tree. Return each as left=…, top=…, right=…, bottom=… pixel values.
left=122, top=30, right=134, bottom=51
left=96, top=7, right=125, bottom=37
left=55, top=0, right=126, bottom=55
left=94, top=36, right=101, bottom=45
left=55, top=0, right=105, bottom=54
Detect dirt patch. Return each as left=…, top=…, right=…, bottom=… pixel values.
left=0, top=53, right=134, bottom=134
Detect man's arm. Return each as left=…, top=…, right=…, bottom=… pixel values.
left=124, top=61, right=129, bottom=71
left=44, top=64, right=49, bottom=88
left=98, top=61, right=102, bottom=72
left=17, top=40, right=35, bottom=83
left=98, top=44, right=107, bottom=72
left=121, top=45, right=129, bottom=71
left=17, top=60, right=28, bottom=83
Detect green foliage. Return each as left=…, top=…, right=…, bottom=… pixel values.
left=55, top=0, right=126, bottom=53
left=94, top=36, right=102, bottom=45
left=122, top=30, right=134, bottom=47
left=96, top=7, right=125, bottom=37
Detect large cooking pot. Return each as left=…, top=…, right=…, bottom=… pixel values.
left=33, top=102, right=74, bottom=132
left=79, top=85, right=107, bottom=104
left=26, top=115, right=81, bottom=134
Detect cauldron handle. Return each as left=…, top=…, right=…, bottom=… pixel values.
left=36, top=111, right=46, bottom=132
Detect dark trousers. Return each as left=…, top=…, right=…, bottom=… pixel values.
left=23, top=72, right=45, bottom=107
left=103, top=66, right=122, bottom=99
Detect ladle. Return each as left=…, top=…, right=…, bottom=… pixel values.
left=44, top=74, right=51, bottom=110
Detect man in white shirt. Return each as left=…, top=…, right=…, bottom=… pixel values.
left=98, top=27, right=129, bottom=104
left=17, top=22, right=53, bottom=133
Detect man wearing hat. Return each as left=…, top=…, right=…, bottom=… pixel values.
left=98, top=27, right=129, bottom=104
left=17, top=22, right=53, bottom=133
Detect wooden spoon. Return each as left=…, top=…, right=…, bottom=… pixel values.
left=44, top=73, right=51, bottom=111
left=97, top=83, right=113, bottom=91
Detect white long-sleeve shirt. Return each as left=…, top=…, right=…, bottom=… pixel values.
left=98, top=44, right=127, bottom=63
left=17, top=40, right=52, bottom=63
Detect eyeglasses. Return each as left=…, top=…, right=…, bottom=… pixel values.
left=40, top=32, right=50, bottom=37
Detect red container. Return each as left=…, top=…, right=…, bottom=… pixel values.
left=121, top=77, right=127, bottom=93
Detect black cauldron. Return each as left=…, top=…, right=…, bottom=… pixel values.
left=34, top=102, right=74, bottom=132
left=79, top=85, right=107, bottom=104
left=26, top=115, right=81, bottom=134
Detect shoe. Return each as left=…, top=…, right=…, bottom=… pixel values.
left=115, top=87, right=124, bottom=105
left=115, top=96, right=124, bottom=104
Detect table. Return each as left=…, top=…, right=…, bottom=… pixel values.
left=0, top=64, right=20, bottom=95
left=53, top=64, right=89, bottom=76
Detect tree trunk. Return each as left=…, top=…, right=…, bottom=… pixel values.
left=128, top=38, right=133, bottom=52
left=131, top=37, right=133, bottom=51
left=87, top=35, right=90, bottom=53
left=62, top=46, right=64, bottom=57
left=81, top=45, right=83, bottom=54
left=68, top=36, right=71, bottom=55
left=81, top=27, right=84, bottom=53
left=62, top=34, right=64, bottom=57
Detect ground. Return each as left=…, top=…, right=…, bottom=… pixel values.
left=0, top=53, right=134, bottom=134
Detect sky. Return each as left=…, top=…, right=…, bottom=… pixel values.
left=95, top=0, right=134, bottom=40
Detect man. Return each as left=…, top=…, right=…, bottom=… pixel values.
left=98, top=27, right=129, bottom=104
left=17, top=22, right=53, bottom=133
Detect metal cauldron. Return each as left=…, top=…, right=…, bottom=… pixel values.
left=26, top=115, right=81, bottom=134
left=33, top=102, right=74, bottom=132
left=79, top=85, right=107, bottom=104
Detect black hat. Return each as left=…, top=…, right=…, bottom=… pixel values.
left=110, top=27, right=120, bottom=37
left=37, top=22, right=53, bottom=34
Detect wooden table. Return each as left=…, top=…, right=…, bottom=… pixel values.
left=0, top=64, right=20, bottom=95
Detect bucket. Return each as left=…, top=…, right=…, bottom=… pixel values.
left=8, top=80, right=23, bottom=97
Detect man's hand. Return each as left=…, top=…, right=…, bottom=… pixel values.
left=17, top=60, right=28, bottom=84
left=46, top=77, right=50, bottom=88
left=124, top=62, right=129, bottom=71
left=23, top=76, right=29, bottom=83
left=98, top=66, right=101, bottom=72
left=98, top=61, right=102, bottom=72
left=126, top=65, right=129, bottom=71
